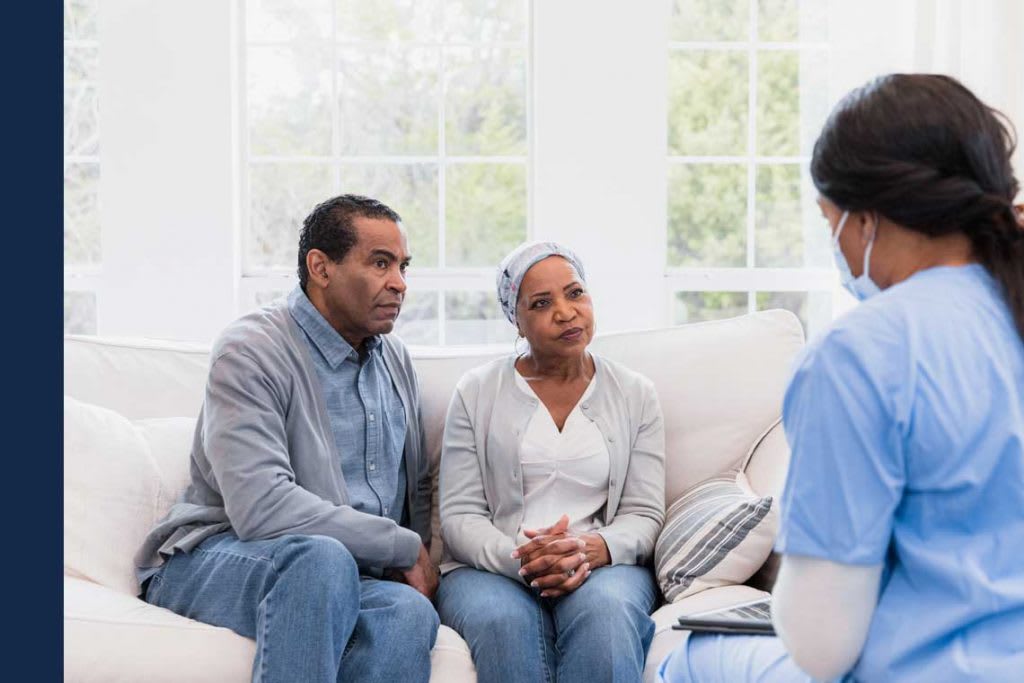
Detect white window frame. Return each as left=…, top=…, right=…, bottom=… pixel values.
left=63, top=26, right=102, bottom=304
left=665, top=0, right=838, bottom=335
left=237, top=0, right=534, bottom=345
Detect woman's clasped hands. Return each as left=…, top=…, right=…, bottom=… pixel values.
left=510, top=514, right=611, bottom=597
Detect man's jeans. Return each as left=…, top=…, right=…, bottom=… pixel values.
left=437, top=564, right=657, bottom=683
left=144, top=531, right=439, bottom=683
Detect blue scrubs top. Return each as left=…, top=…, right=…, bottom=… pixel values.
left=776, top=264, right=1024, bottom=682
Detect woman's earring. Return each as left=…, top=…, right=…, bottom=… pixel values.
left=514, top=333, right=528, bottom=356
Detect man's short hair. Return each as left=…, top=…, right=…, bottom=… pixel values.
left=297, top=194, right=402, bottom=291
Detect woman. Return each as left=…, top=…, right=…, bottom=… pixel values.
left=660, top=74, right=1024, bottom=682
left=437, top=242, right=666, bottom=683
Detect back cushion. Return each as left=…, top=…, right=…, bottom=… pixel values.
left=64, top=336, right=210, bottom=420
left=587, top=311, right=804, bottom=505
left=64, top=397, right=162, bottom=595
left=64, top=396, right=197, bottom=595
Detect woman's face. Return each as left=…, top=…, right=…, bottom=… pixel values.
left=515, top=256, right=595, bottom=357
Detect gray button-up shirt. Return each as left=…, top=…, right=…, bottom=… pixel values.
left=289, top=288, right=407, bottom=526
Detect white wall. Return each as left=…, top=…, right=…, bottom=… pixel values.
left=532, top=1, right=668, bottom=332
left=98, top=0, right=241, bottom=341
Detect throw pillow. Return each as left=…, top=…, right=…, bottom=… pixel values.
left=654, top=470, right=778, bottom=603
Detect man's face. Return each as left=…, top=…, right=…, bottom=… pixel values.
left=321, top=216, right=410, bottom=347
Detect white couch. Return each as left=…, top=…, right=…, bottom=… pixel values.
left=63, top=309, right=804, bottom=682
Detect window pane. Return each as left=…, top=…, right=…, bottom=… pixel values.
left=756, top=164, right=831, bottom=268
left=445, top=47, right=527, bottom=156
left=757, top=0, right=798, bottom=42
left=64, top=44, right=97, bottom=83
left=757, top=51, right=798, bottom=157
left=756, top=290, right=807, bottom=329
left=394, top=290, right=440, bottom=345
left=255, top=290, right=289, bottom=307
left=755, top=290, right=830, bottom=338
left=64, top=162, right=101, bottom=266
left=336, top=0, right=441, bottom=42
left=669, top=51, right=748, bottom=156
left=444, top=0, right=526, bottom=42
left=248, top=162, right=334, bottom=270
left=338, top=47, right=439, bottom=155
left=65, top=0, right=98, bottom=40
left=755, top=164, right=802, bottom=267
left=64, top=84, right=99, bottom=157
left=248, top=46, right=332, bottom=156
left=64, top=291, right=97, bottom=335
left=445, top=291, right=507, bottom=345
left=674, top=291, right=748, bottom=324
left=445, top=163, right=526, bottom=267
left=64, top=47, right=99, bottom=157
left=669, top=0, right=748, bottom=42
left=339, top=164, right=439, bottom=266
left=668, top=163, right=746, bottom=267
left=794, top=50, right=830, bottom=155
left=247, top=0, right=331, bottom=42
left=758, top=0, right=828, bottom=42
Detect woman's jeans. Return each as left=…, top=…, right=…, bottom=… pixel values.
left=437, top=564, right=657, bottom=683
left=144, top=531, right=439, bottom=683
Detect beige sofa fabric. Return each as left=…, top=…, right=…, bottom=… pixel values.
left=63, top=309, right=804, bottom=682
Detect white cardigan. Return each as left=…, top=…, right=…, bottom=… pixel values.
left=439, top=353, right=666, bottom=583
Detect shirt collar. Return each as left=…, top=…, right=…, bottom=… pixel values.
left=288, top=286, right=381, bottom=369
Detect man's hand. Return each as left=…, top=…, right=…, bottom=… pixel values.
left=401, top=544, right=439, bottom=601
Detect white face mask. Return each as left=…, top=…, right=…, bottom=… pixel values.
left=832, top=210, right=881, bottom=301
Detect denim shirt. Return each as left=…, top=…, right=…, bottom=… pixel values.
left=289, top=288, right=407, bottom=527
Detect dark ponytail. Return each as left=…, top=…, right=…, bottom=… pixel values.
left=811, top=74, right=1024, bottom=341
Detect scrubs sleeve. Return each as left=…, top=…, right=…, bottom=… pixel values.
left=775, top=333, right=906, bottom=565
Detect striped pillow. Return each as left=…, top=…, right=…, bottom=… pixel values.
left=655, top=471, right=778, bottom=603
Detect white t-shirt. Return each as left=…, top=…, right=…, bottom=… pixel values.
left=514, top=371, right=610, bottom=541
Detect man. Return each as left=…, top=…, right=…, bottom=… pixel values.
left=135, top=195, right=439, bottom=682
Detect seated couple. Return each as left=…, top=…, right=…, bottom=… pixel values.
left=135, top=196, right=664, bottom=683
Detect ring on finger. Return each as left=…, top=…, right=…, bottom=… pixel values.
left=566, top=568, right=576, bottom=578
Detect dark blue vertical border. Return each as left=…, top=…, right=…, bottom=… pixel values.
left=3, top=1, right=62, bottom=676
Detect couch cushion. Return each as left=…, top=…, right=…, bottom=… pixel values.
left=64, top=397, right=163, bottom=595
left=64, top=336, right=211, bottom=420
left=64, top=397, right=197, bottom=595
left=65, top=576, right=256, bottom=682
left=64, top=576, right=474, bottom=682
left=587, top=311, right=804, bottom=505
left=64, top=310, right=804, bottom=512
left=654, top=471, right=778, bottom=603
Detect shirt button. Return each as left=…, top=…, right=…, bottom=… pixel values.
left=582, top=403, right=589, bottom=410
left=384, top=505, right=389, bottom=514
left=369, top=462, right=376, bottom=471
left=607, top=435, right=615, bottom=443
left=369, top=413, right=376, bottom=422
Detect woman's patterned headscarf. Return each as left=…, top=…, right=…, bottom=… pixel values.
left=496, top=241, right=587, bottom=326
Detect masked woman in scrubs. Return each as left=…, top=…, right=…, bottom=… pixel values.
left=660, top=73, right=1024, bottom=682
